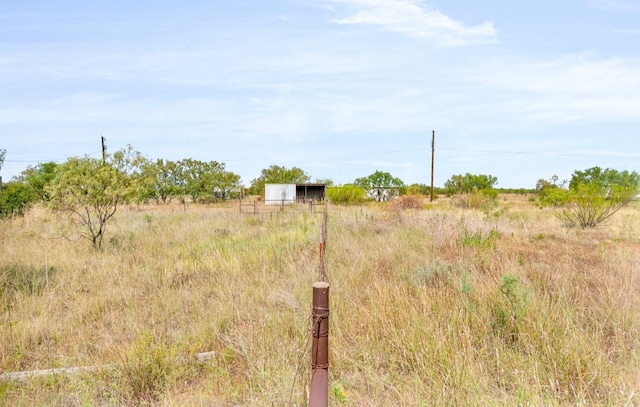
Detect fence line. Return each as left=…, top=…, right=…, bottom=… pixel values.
left=238, top=199, right=325, bottom=215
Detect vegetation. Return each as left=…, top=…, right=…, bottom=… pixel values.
left=353, top=170, right=404, bottom=202
left=46, top=155, right=135, bottom=250
left=535, top=174, right=568, bottom=207
left=14, top=162, right=58, bottom=203
left=445, top=173, right=498, bottom=209
left=537, top=167, right=640, bottom=228
left=1, top=198, right=639, bottom=405
left=326, top=184, right=368, bottom=205
left=0, top=181, right=33, bottom=218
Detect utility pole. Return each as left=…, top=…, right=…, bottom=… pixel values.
left=430, top=130, right=435, bottom=202
left=101, top=136, right=107, bottom=164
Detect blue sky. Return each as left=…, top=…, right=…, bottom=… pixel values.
left=1, top=0, right=639, bottom=188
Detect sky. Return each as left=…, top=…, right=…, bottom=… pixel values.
left=1, top=0, right=639, bottom=188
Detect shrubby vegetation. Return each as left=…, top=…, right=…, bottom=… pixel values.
left=537, top=167, right=640, bottom=228
left=326, top=184, right=368, bottom=205
left=1, top=199, right=639, bottom=405
left=0, top=181, right=33, bottom=218
left=444, top=173, right=498, bottom=209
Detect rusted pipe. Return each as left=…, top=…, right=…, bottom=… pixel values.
left=309, top=281, right=329, bottom=407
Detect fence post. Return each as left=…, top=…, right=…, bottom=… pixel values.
left=309, top=281, right=329, bottom=407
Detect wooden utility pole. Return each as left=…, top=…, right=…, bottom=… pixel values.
left=101, top=136, right=107, bottom=164
left=430, top=130, right=435, bottom=202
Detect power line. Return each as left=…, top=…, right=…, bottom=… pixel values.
left=438, top=148, right=640, bottom=158
left=3, top=151, right=103, bottom=163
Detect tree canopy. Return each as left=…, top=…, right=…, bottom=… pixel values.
left=46, top=154, right=135, bottom=249
left=445, top=173, right=497, bottom=196
left=560, top=167, right=640, bottom=228
left=353, top=170, right=404, bottom=202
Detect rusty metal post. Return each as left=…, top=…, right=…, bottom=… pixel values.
left=309, top=281, right=329, bottom=407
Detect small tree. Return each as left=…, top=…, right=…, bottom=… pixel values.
left=46, top=155, right=135, bottom=250
left=559, top=167, right=640, bottom=228
left=353, top=170, right=404, bottom=202
left=535, top=174, right=568, bottom=207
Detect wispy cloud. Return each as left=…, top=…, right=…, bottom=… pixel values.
left=614, top=28, right=640, bottom=35
left=587, top=0, right=640, bottom=11
left=456, top=53, right=640, bottom=123
left=325, top=0, right=497, bottom=46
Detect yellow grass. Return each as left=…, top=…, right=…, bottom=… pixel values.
left=1, top=197, right=639, bottom=405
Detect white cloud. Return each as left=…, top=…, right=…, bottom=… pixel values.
left=456, top=53, right=640, bottom=123
left=326, top=0, right=497, bottom=46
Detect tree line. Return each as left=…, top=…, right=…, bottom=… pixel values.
left=1, top=146, right=639, bottom=249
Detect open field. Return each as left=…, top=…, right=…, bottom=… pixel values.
left=1, top=196, right=640, bottom=406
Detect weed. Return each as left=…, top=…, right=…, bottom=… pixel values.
left=105, top=333, right=181, bottom=405
left=492, top=274, right=529, bottom=344
left=1, top=263, right=55, bottom=298
left=332, top=382, right=347, bottom=403
left=458, top=226, right=501, bottom=250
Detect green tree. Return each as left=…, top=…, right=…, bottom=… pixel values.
left=315, top=178, right=334, bottom=186
left=179, top=159, right=242, bottom=203
left=0, top=149, right=5, bottom=170
left=535, top=174, right=568, bottom=207
left=249, top=165, right=310, bottom=197
left=15, top=162, right=58, bottom=202
left=136, top=158, right=183, bottom=204
left=445, top=173, right=497, bottom=196
left=0, top=182, right=33, bottom=218
left=353, top=170, right=404, bottom=202
left=560, top=167, right=640, bottom=228
left=46, top=154, right=135, bottom=250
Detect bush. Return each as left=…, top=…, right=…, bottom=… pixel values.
left=0, top=182, right=34, bottom=218
left=387, top=194, right=424, bottom=210
left=451, top=189, right=498, bottom=210
left=327, top=185, right=368, bottom=205
left=555, top=167, right=639, bottom=228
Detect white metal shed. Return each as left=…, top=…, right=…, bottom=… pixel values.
left=264, top=184, right=297, bottom=205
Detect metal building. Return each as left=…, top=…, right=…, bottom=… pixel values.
left=265, top=184, right=297, bottom=205
left=264, top=183, right=326, bottom=205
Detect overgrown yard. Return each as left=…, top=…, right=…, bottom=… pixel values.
left=1, top=197, right=639, bottom=406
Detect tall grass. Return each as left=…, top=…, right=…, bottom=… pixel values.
left=1, top=199, right=639, bottom=405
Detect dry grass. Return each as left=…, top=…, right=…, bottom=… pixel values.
left=1, top=197, right=639, bottom=406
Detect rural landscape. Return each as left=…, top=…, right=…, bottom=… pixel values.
left=1, top=147, right=639, bottom=406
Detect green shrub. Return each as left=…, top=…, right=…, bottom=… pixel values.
left=0, top=182, right=34, bottom=218
left=326, top=185, right=369, bottom=205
